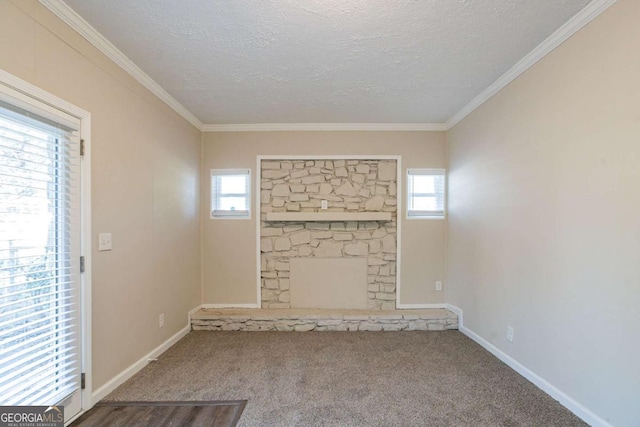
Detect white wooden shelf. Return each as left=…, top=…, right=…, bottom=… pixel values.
left=265, top=212, right=392, bottom=222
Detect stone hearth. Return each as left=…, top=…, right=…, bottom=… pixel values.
left=191, top=308, right=458, bottom=331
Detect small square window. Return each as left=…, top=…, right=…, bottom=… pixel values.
left=211, top=169, right=251, bottom=219
left=407, top=169, right=445, bottom=218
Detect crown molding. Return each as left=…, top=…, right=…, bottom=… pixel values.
left=445, top=0, right=618, bottom=130
left=38, top=0, right=203, bottom=131
left=39, top=0, right=616, bottom=134
left=202, top=123, right=447, bottom=132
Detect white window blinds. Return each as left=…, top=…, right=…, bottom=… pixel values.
left=0, top=99, right=82, bottom=406
left=407, top=169, right=446, bottom=218
left=211, top=169, right=251, bottom=218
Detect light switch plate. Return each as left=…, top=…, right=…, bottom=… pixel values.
left=98, top=233, right=112, bottom=251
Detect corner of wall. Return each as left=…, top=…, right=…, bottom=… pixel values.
left=199, top=130, right=206, bottom=306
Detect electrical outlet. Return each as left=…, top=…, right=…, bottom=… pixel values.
left=98, top=233, right=112, bottom=251
left=159, top=313, right=165, bottom=329
left=506, top=326, right=514, bottom=343
left=435, top=281, right=442, bottom=291
left=321, top=200, right=328, bottom=210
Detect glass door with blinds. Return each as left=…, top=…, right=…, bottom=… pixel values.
left=0, top=90, right=83, bottom=421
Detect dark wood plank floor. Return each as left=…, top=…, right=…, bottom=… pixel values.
left=70, top=401, right=247, bottom=427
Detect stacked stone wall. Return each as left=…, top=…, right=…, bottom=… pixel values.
left=260, top=159, right=398, bottom=309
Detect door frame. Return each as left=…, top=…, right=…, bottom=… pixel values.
left=0, top=69, right=93, bottom=423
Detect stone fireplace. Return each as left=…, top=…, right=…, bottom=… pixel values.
left=259, top=158, right=398, bottom=309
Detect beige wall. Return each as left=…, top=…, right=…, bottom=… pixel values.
left=7, top=0, right=634, bottom=423
left=0, top=1, right=202, bottom=390
left=447, top=1, right=640, bottom=425
left=202, top=131, right=447, bottom=306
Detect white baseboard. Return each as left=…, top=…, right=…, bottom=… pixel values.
left=201, top=303, right=260, bottom=309
left=91, top=306, right=199, bottom=403
left=187, top=305, right=202, bottom=322
left=449, top=304, right=611, bottom=427
left=396, top=303, right=446, bottom=309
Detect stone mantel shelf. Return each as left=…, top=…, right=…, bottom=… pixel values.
left=265, top=212, right=392, bottom=222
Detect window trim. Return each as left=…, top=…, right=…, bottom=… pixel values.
left=406, top=168, right=446, bottom=220
left=210, top=168, right=251, bottom=219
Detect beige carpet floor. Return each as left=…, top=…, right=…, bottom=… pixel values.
left=104, top=331, right=586, bottom=426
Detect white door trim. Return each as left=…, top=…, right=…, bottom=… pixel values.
left=0, top=69, right=93, bottom=421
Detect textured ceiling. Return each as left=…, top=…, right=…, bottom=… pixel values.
left=63, top=0, right=591, bottom=125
